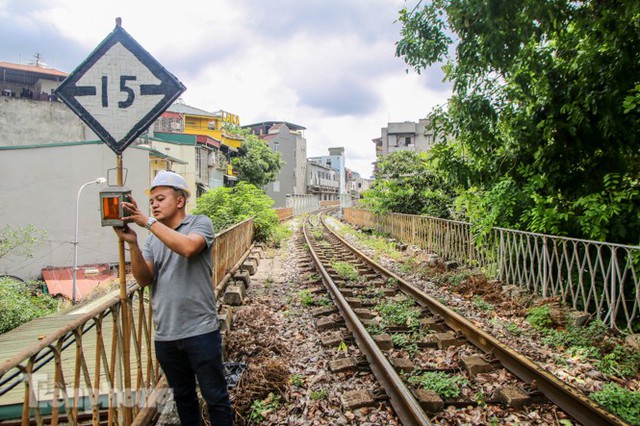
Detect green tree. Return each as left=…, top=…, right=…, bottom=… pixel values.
left=363, top=150, right=455, bottom=218
left=0, top=224, right=47, bottom=260
left=225, top=125, right=284, bottom=188
left=193, top=181, right=283, bottom=243
left=396, top=0, right=640, bottom=243
left=0, top=277, right=58, bottom=334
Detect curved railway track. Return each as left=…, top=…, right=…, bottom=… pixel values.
left=302, top=209, right=626, bottom=426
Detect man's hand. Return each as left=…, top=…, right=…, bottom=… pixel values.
left=113, top=224, right=138, bottom=245
left=121, top=195, right=149, bottom=229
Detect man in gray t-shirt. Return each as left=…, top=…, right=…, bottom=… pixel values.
left=114, top=170, right=232, bottom=425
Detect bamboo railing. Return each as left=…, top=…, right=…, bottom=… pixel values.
left=0, top=217, right=255, bottom=425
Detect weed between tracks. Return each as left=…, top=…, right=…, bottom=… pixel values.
left=324, top=216, right=640, bottom=425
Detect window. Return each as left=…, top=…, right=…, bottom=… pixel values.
left=273, top=142, right=279, bottom=152
left=273, top=181, right=280, bottom=192
left=405, top=137, right=412, bottom=146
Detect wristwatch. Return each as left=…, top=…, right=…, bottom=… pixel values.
left=145, top=217, right=157, bottom=230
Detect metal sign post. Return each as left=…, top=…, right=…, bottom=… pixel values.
left=56, top=18, right=185, bottom=424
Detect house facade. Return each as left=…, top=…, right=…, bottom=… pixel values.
left=306, top=160, right=339, bottom=201
left=373, top=118, right=441, bottom=175
left=308, top=147, right=346, bottom=197
left=244, top=121, right=307, bottom=208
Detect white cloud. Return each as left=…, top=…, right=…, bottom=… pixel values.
left=2, top=0, right=451, bottom=178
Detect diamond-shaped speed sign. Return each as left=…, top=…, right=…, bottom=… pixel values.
left=56, top=24, right=185, bottom=155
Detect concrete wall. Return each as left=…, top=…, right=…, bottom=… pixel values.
left=0, top=97, right=97, bottom=146
left=0, top=143, right=149, bottom=279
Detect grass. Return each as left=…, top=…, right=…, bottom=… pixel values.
left=376, top=298, right=421, bottom=330
left=590, top=383, right=640, bottom=425
left=473, top=295, right=495, bottom=311
left=248, top=393, right=281, bottom=424
left=407, top=371, right=469, bottom=399
left=331, top=261, right=359, bottom=281
left=310, top=388, right=328, bottom=401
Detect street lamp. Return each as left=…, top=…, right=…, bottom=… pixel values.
left=73, top=177, right=107, bottom=304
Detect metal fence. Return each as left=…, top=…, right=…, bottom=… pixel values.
left=0, top=217, right=255, bottom=425
left=343, top=208, right=640, bottom=331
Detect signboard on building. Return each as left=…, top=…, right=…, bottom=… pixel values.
left=55, top=22, right=185, bottom=155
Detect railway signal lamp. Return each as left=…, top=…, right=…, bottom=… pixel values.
left=99, top=186, right=132, bottom=227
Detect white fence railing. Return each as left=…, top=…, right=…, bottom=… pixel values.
left=343, top=208, right=640, bottom=331
left=286, top=194, right=320, bottom=216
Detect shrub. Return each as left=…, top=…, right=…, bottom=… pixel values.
left=0, top=277, right=58, bottom=334
left=526, top=306, right=554, bottom=330
left=193, top=182, right=281, bottom=244
left=376, top=298, right=421, bottom=329
left=407, top=371, right=469, bottom=399
left=590, top=383, right=640, bottom=425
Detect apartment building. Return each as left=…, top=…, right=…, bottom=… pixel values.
left=243, top=121, right=307, bottom=208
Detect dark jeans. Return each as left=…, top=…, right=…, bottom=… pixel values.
left=155, top=330, right=233, bottom=426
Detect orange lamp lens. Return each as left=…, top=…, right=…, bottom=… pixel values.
left=102, top=197, right=120, bottom=220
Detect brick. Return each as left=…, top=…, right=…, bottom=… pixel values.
left=570, top=310, right=590, bottom=328
left=390, top=357, right=415, bottom=373
left=625, top=334, right=640, bottom=351
left=341, top=390, right=375, bottom=410
left=320, top=332, right=348, bottom=348
left=420, top=317, right=448, bottom=332
left=223, top=286, right=244, bottom=306
left=382, top=288, right=396, bottom=297
left=233, top=270, right=251, bottom=287
left=460, top=355, right=493, bottom=376
left=339, top=289, right=355, bottom=297
left=414, top=389, right=443, bottom=413
left=373, top=334, right=393, bottom=351
left=353, top=308, right=374, bottom=319
left=360, top=318, right=381, bottom=328
left=241, top=258, right=258, bottom=275
left=312, top=306, right=337, bottom=317
left=316, top=316, right=341, bottom=331
left=329, top=357, right=358, bottom=373
left=435, top=332, right=458, bottom=349
left=218, top=307, right=233, bottom=332
left=444, top=261, right=458, bottom=271
left=251, top=247, right=264, bottom=259
left=344, top=297, right=362, bottom=308
left=496, top=386, right=530, bottom=408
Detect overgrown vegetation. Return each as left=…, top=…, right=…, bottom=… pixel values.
left=590, top=384, right=640, bottom=425
left=247, top=392, right=281, bottom=424
left=193, top=181, right=289, bottom=245
left=395, top=0, right=640, bottom=244
left=361, top=150, right=455, bottom=218
left=526, top=308, right=640, bottom=380
left=0, top=277, right=58, bottom=334
left=407, top=371, right=469, bottom=399
left=376, top=298, right=421, bottom=330
left=0, top=225, right=59, bottom=334
left=0, top=224, right=47, bottom=260
left=331, top=261, right=359, bottom=281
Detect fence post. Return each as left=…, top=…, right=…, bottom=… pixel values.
left=542, top=237, right=549, bottom=298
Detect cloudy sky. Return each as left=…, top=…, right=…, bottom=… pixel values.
left=1, top=0, right=451, bottom=177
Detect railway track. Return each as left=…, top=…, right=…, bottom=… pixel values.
left=302, top=209, right=626, bottom=426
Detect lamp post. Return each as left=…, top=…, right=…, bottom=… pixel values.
left=73, top=177, right=107, bottom=304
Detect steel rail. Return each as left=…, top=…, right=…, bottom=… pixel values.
left=303, top=214, right=432, bottom=426
left=321, top=213, right=628, bottom=426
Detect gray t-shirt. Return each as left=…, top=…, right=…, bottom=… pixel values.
left=142, top=214, right=219, bottom=341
